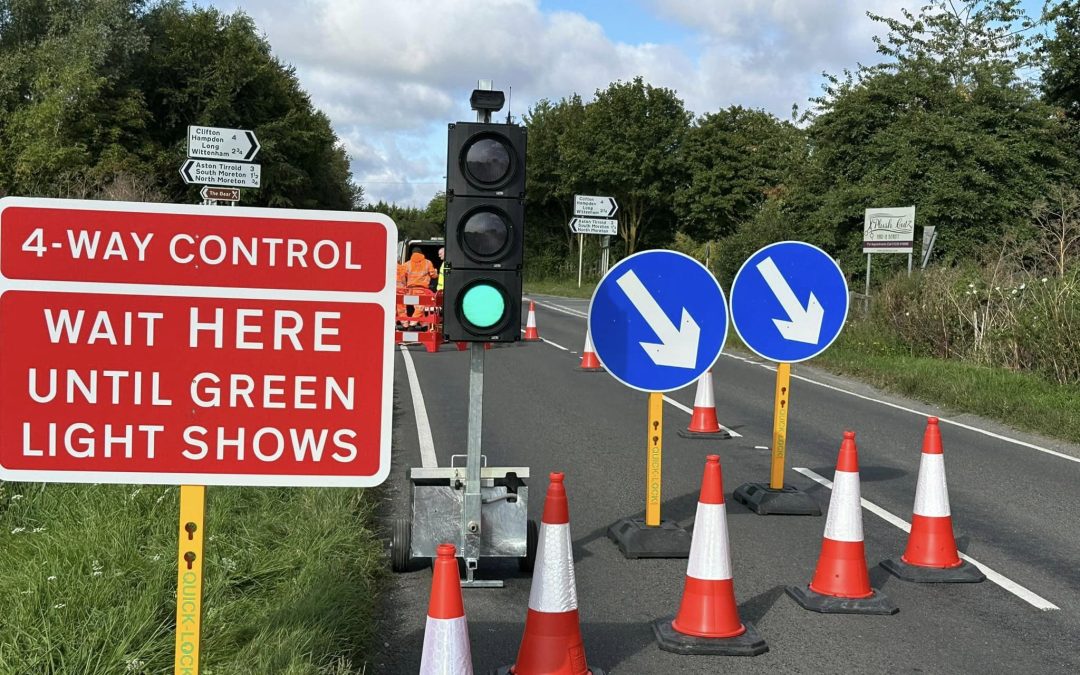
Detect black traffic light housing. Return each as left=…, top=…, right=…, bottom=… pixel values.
left=443, top=115, right=527, bottom=342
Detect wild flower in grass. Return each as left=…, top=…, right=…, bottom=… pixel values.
left=125, top=659, right=146, bottom=672
left=10, top=494, right=22, bottom=501
left=92, top=560, right=103, bottom=577
left=151, top=554, right=162, bottom=562
left=47, top=575, right=56, bottom=582
left=10, top=527, right=25, bottom=534
left=1042, top=277, right=1048, bottom=283
left=32, top=527, right=46, bottom=533
left=52, top=603, right=65, bottom=609
left=1020, top=283, right=1026, bottom=290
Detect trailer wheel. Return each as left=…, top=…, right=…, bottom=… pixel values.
left=390, top=517, right=412, bottom=573
left=519, top=518, right=539, bottom=574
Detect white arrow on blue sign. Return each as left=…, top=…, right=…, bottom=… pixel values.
left=729, top=241, right=849, bottom=363
left=588, top=250, right=727, bottom=392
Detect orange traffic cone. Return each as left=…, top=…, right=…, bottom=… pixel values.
left=497, top=473, right=605, bottom=675
left=523, top=301, right=540, bottom=341
left=420, top=544, right=474, bottom=674
left=578, top=329, right=602, bottom=371
left=678, top=372, right=731, bottom=439
left=653, top=455, right=767, bottom=656
left=880, top=418, right=985, bottom=583
left=786, top=431, right=898, bottom=614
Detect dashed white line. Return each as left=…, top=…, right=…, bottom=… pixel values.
left=399, top=345, right=438, bottom=468
left=794, top=466, right=1060, bottom=612
left=519, top=327, right=570, bottom=351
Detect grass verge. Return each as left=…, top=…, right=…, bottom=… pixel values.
left=0, top=483, right=383, bottom=674
left=524, top=278, right=597, bottom=300
left=807, top=319, right=1080, bottom=445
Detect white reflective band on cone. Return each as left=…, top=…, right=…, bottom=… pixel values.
left=528, top=523, right=578, bottom=613
left=693, top=372, right=715, bottom=408
left=685, top=502, right=732, bottom=580
left=823, top=470, right=864, bottom=542
left=419, top=616, right=473, bottom=675
left=526, top=311, right=537, bottom=328
left=913, top=453, right=950, bottom=517
left=583, top=330, right=595, bottom=351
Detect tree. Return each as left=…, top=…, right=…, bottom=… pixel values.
left=560, top=77, right=691, bottom=254
left=786, top=0, right=1064, bottom=268
left=523, top=95, right=586, bottom=259
left=1031, top=183, right=1080, bottom=277
left=675, top=106, right=804, bottom=241
left=0, top=0, right=363, bottom=209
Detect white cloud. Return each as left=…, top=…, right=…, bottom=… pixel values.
left=213, top=0, right=908, bottom=205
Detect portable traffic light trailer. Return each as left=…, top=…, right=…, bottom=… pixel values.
left=391, top=82, right=536, bottom=586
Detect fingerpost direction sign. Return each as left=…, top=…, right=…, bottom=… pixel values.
left=573, top=195, right=618, bottom=218
left=180, top=159, right=261, bottom=189
left=588, top=250, right=727, bottom=392
left=729, top=241, right=849, bottom=363
left=0, top=197, right=397, bottom=487
left=569, top=217, right=618, bottom=235
left=187, top=126, right=261, bottom=162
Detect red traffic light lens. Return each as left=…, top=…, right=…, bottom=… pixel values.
left=464, top=137, right=511, bottom=186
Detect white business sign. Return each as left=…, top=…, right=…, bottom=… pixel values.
left=863, top=206, right=915, bottom=253
left=574, top=195, right=618, bottom=218
left=570, top=217, right=618, bottom=235
left=180, top=159, right=261, bottom=189
left=187, top=126, right=261, bottom=162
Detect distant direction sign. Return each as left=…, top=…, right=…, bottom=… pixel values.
left=181, top=159, right=261, bottom=189
left=201, top=186, right=240, bottom=202
left=187, top=126, right=261, bottom=162
left=729, top=241, right=849, bottom=363
left=589, top=250, right=727, bottom=392
left=569, top=217, right=617, bottom=235
left=574, top=194, right=618, bottom=218
left=0, top=197, right=397, bottom=487
left=863, top=206, right=915, bottom=253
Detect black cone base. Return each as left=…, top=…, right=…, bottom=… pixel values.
left=785, top=584, right=898, bottom=615
left=653, top=617, right=768, bottom=656
left=677, top=428, right=731, bottom=439
left=880, top=557, right=985, bottom=583
left=733, top=482, right=821, bottom=516
left=607, top=518, right=691, bottom=559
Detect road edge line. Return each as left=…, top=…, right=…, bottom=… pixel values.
left=399, top=345, right=438, bottom=468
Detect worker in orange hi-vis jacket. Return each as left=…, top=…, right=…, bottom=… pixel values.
left=395, top=262, right=408, bottom=328
left=403, top=248, right=437, bottom=329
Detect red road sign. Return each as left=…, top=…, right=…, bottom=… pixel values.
left=0, top=197, right=397, bottom=487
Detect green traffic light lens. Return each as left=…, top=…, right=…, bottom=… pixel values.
left=461, top=283, right=506, bottom=329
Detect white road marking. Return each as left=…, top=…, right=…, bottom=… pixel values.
left=719, top=353, right=1080, bottom=465
left=519, top=328, right=570, bottom=351
left=754, top=445, right=770, bottom=450
left=662, top=396, right=742, bottom=437
left=525, top=297, right=589, bottom=318
left=794, top=467, right=1060, bottom=611
left=399, top=346, right=438, bottom=468
left=529, top=298, right=742, bottom=436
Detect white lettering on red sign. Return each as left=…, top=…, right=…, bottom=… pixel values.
left=0, top=198, right=397, bottom=487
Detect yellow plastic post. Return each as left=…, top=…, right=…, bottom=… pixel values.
left=646, top=392, right=663, bottom=526
left=769, top=364, right=792, bottom=489
left=175, top=485, right=205, bottom=675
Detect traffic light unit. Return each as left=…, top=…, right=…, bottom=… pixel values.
left=443, top=117, right=527, bottom=342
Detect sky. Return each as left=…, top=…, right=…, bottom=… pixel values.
left=206, top=0, right=1046, bottom=208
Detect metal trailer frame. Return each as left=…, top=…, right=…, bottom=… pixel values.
left=390, top=343, right=536, bottom=587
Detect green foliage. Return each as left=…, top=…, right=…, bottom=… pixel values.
left=368, top=197, right=443, bottom=242
left=674, top=106, right=804, bottom=242
left=0, top=0, right=361, bottom=209
left=791, top=1, right=1063, bottom=265
left=0, top=483, right=383, bottom=674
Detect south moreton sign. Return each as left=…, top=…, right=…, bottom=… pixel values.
left=0, top=197, right=397, bottom=487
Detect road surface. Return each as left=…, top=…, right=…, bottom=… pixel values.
left=373, top=294, right=1080, bottom=673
